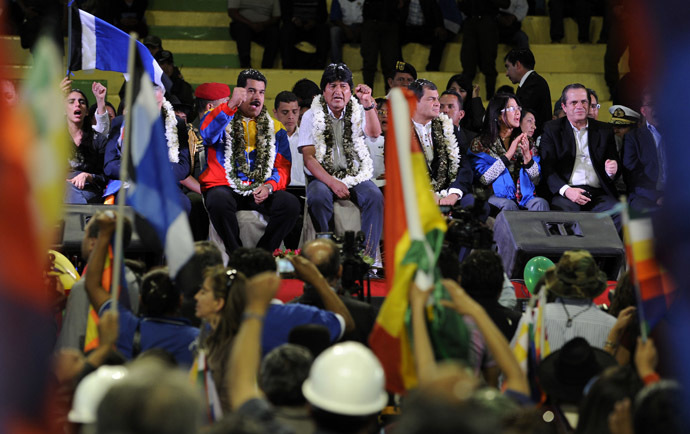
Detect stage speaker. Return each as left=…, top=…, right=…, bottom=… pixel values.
left=55, top=204, right=147, bottom=254
left=493, top=211, right=624, bottom=280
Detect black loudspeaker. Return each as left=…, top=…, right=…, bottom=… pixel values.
left=55, top=204, right=147, bottom=254
left=493, top=211, right=624, bottom=280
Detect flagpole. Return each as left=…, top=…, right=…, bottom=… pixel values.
left=110, top=31, right=139, bottom=310
left=66, top=0, right=74, bottom=76
left=389, top=88, right=435, bottom=290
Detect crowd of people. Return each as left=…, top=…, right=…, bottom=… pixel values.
left=12, top=0, right=678, bottom=432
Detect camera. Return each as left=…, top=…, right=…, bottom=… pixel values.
left=443, top=190, right=493, bottom=254
left=316, top=230, right=372, bottom=300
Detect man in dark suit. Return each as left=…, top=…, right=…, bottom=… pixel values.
left=504, top=48, right=552, bottom=137
left=292, top=238, right=377, bottom=345
left=623, top=92, right=665, bottom=212
left=540, top=84, right=621, bottom=229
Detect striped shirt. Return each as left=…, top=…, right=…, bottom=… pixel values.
left=512, top=298, right=616, bottom=352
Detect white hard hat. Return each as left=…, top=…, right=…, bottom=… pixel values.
left=302, top=342, right=388, bottom=416
left=68, top=365, right=129, bottom=424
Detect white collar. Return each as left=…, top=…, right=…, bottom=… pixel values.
left=569, top=119, right=589, bottom=133
left=327, top=105, right=345, bottom=120
left=519, top=70, right=535, bottom=88
left=412, top=119, right=432, bottom=130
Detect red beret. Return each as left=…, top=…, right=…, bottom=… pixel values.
left=194, top=82, right=230, bottom=100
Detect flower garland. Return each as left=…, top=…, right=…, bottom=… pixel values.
left=311, top=95, right=373, bottom=188
left=430, top=112, right=460, bottom=195
left=161, top=99, right=180, bottom=163
left=223, top=106, right=276, bottom=196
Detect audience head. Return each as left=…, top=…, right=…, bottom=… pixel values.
left=237, top=69, right=267, bottom=119
left=588, top=88, right=600, bottom=120
left=96, top=358, right=201, bottom=434
left=408, top=79, right=440, bottom=123
left=302, top=238, right=341, bottom=283
left=575, top=365, right=643, bottom=434
left=537, top=337, right=616, bottom=405
left=196, top=266, right=247, bottom=343
left=194, top=82, right=231, bottom=117
left=292, top=78, right=321, bottom=121
left=560, top=84, right=591, bottom=126
left=520, top=108, right=537, bottom=137
left=553, top=98, right=565, bottom=119
left=609, top=271, right=636, bottom=318
left=440, top=90, right=465, bottom=127
left=68, top=365, right=129, bottom=427
left=459, top=250, right=505, bottom=302
left=446, top=74, right=472, bottom=103
left=273, top=90, right=300, bottom=135
left=142, top=35, right=162, bottom=56
left=640, top=90, right=657, bottom=126
left=481, top=93, right=521, bottom=142
left=320, top=63, right=354, bottom=115
left=0, top=79, right=19, bottom=108
left=504, top=49, right=536, bottom=84
left=376, top=97, right=388, bottom=135
left=388, top=61, right=417, bottom=89
left=544, top=250, right=607, bottom=300
left=634, top=380, right=686, bottom=434
left=227, top=247, right=277, bottom=278
left=154, top=50, right=175, bottom=78
left=82, top=211, right=132, bottom=260
left=259, top=344, right=314, bottom=406
left=303, top=342, right=388, bottom=431
left=175, top=240, right=223, bottom=302
left=88, top=101, right=116, bottom=126
left=139, top=268, right=181, bottom=317
left=65, top=88, right=90, bottom=130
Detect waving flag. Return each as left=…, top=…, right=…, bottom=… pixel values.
left=623, top=207, right=676, bottom=333
left=369, top=88, right=468, bottom=394
left=124, top=50, right=193, bottom=277
left=67, top=1, right=169, bottom=90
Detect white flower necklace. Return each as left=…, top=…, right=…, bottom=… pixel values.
left=311, top=95, right=373, bottom=188
left=161, top=99, right=180, bottom=163
left=430, top=112, right=460, bottom=196
left=223, top=107, right=276, bottom=196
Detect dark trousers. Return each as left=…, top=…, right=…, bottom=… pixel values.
left=550, top=186, right=621, bottom=232
left=360, top=20, right=399, bottom=91
left=460, top=16, right=499, bottom=99
left=203, top=186, right=300, bottom=253
left=280, top=21, right=330, bottom=69
left=306, top=178, right=383, bottom=258
left=229, top=21, right=280, bottom=68
left=549, top=0, right=593, bottom=42
left=399, top=25, right=450, bottom=71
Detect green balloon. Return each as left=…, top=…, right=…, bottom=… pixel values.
left=524, top=256, right=555, bottom=294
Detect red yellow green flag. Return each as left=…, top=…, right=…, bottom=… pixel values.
left=369, top=88, right=450, bottom=394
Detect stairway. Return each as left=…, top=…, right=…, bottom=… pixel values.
left=1, top=0, right=629, bottom=121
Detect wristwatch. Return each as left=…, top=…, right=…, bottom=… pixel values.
left=264, top=183, right=274, bottom=195
left=363, top=102, right=376, bottom=111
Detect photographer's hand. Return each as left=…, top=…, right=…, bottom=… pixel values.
left=288, top=255, right=355, bottom=333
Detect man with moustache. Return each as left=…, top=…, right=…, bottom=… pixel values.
left=299, top=63, right=383, bottom=260
left=199, top=69, right=300, bottom=254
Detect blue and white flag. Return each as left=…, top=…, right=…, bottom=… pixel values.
left=68, top=2, right=169, bottom=90
left=125, top=56, right=193, bottom=277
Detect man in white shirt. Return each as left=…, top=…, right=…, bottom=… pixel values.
left=298, top=63, right=383, bottom=259
left=273, top=91, right=304, bottom=187
left=540, top=84, right=621, bottom=230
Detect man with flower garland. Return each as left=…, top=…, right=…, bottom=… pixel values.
left=408, top=79, right=477, bottom=211
left=104, top=85, right=191, bottom=213
left=199, top=69, right=300, bottom=254
left=298, top=63, right=383, bottom=260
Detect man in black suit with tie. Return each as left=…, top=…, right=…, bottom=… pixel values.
left=623, top=92, right=665, bottom=212
left=504, top=48, right=552, bottom=136
left=540, top=83, right=621, bottom=229
left=439, top=89, right=477, bottom=153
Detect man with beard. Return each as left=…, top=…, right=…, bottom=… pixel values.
left=199, top=69, right=300, bottom=254
left=298, top=63, right=383, bottom=260
left=104, top=84, right=191, bottom=213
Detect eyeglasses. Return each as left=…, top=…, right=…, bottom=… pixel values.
left=501, top=106, right=522, bottom=113
left=224, top=268, right=238, bottom=299
left=592, top=104, right=601, bottom=109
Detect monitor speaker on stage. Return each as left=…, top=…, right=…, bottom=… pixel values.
left=493, top=211, right=624, bottom=280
